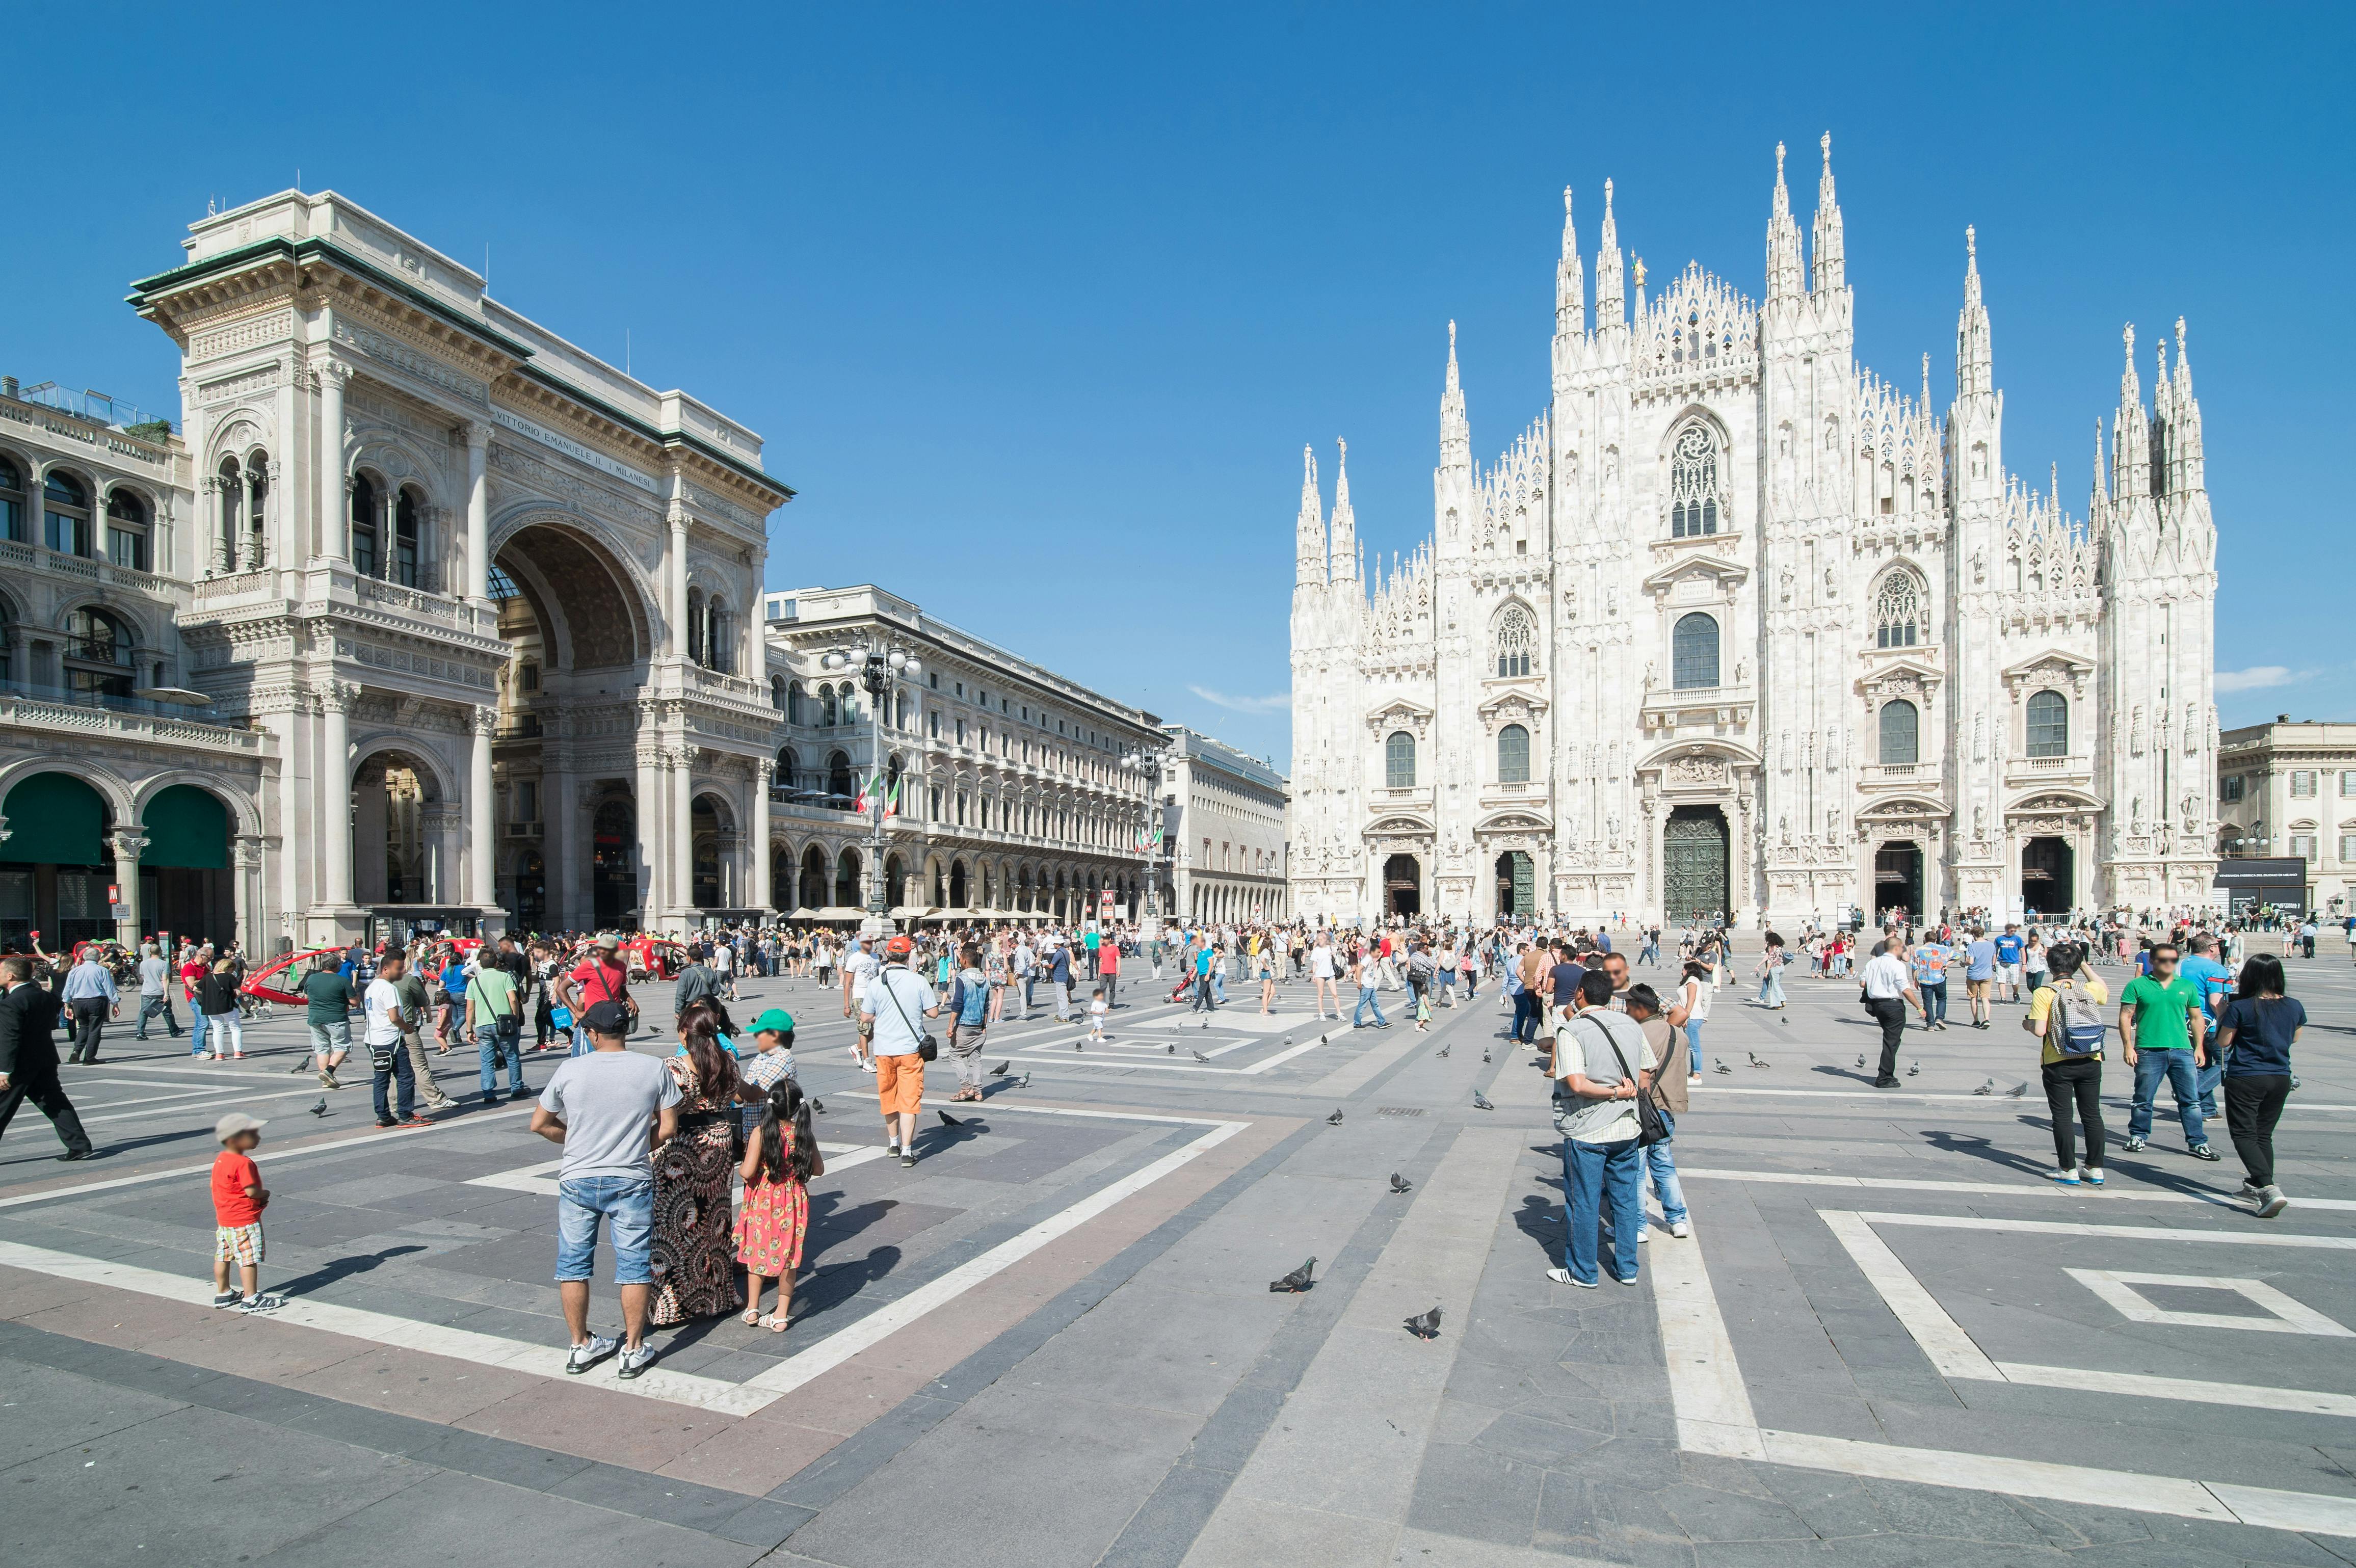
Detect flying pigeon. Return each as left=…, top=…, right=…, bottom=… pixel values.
left=1390, top=1172, right=1412, bottom=1193
left=938, top=1110, right=965, bottom=1128
left=1972, top=1078, right=1995, bottom=1096
left=2004, top=1081, right=2029, bottom=1099
left=1714, top=1059, right=1733, bottom=1075
left=1327, top=1108, right=1344, bottom=1125
left=989, top=1061, right=1010, bottom=1077
left=1471, top=1090, right=1494, bottom=1111
left=1404, top=1305, right=1442, bottom=1339
left=308, top=1098, right=328, bottom=1118
left=1269, top=1257, right=1316, bottom=1293
left=1192, top=1049, right=1209, bottom=1062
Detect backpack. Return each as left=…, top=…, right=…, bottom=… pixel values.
left=2049, top=979, right=2107, bottom=1057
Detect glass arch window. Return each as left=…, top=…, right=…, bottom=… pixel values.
left=0, top=457, right=23, bottom=543
left=1878, top=699, right=1920, bottom=765
left=1494, top=603, right=1535, bottom=678
left=1668, top=426, right=1720, bottom=538
left=1873, top=572, right=1922, bottom=649
left=349, top=473, right=379, bottom=576
left=819, top=682, right=838, bottom=727
left=1497, top=723, right=1530, bottom=784
left=2026, top=689, right=2069, bottom=758
left=104, top=491, right=150, bottom=571
left=1672, top=613, right=1719, bottom=689
left=64, top=605, right=135, bottom=699
left=43, top=470, right=90, bottom=556
left=393, top=488, right=421, bottom=587
left=826, top=750, right=854, bottom=800
left=1385, top=730, right=1416, bottom=789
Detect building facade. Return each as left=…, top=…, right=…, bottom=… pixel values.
left=1158, top=725, right=1289, bottom=924
left=0, top=188, right=796, bottom=951
left=761, top=586, right=1160, bottom=923
left=1289, top=138, right=2219, bottom=928
left=2215, top=719, right=2356, bottom=917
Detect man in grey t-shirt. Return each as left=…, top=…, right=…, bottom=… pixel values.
left=133, top=944, right=183, bottom=1042
left=1549, top=969, right=1655, bottom=1289
left=530, top=1000, right=679, bottom=1378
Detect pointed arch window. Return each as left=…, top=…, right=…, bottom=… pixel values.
left=1873, top=571, right=1922, bottom=648
left=2026, top=689, right=2069, bottom=758
left=1668, top=425, right=1722, bottom=538
left=1878, top=700, right=1920, bottom=765
left=1497, top=723, right=1530, bottom=784
left=1385, top=730, right=1416, bottom=789
left=1493, top=603, right=1536, bottom=678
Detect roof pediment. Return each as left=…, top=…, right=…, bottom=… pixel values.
left=1640, top=553, right=1748, bottom=597
left=1365, top=697, right=1435, bottom=740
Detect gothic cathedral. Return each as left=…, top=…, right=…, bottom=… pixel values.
left=1287, top=137, right=2218, bottom=928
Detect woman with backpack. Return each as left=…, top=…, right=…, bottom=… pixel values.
left=2212, top=953, right=2302, bottom=1218
left=943, top=943, right=992, bottom=1102
left=2024, top=941, right=2109, bottom=1185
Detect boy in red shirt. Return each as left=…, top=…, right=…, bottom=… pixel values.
left=210, top=1112, right=282, bottom=1313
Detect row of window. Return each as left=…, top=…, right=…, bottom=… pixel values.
left=1376, top=690, right=2072, bottom=785
left=773, top=746, right=1133, bottom=845
left=0, top=460, right=155, bottom=570
left=0, top=604, right=148, bottom=697
left=2234, top=769, right=2356, bottom=801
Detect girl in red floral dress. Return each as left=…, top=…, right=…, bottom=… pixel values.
left=736, top=1077, right=822, bottom=1331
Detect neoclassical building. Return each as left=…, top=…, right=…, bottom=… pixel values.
left=1289, top=138, right=2219, bottom=927
left=1159, top=726, right=1290, bottom=924
left=0, top=189, right=796, bottom=951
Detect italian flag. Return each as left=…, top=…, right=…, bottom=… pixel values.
left=856, top=774, right=902, bottom=818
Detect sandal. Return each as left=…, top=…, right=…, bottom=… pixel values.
left=740, top=1308, right=762, bottom=1326
left=759, top=1314, right=788, bottom=1333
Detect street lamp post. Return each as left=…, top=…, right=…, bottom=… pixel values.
left=820, top=636, right=922, bottom=929
left=1122, top=745, right=1172, bottom=924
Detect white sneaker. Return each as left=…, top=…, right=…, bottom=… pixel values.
left=616, top=1344, right=657, bottom=1380
left=1669, top=1221, right=1691, bottom=1239
left=1546, top=1266, right=1596, bottom=1289
left=565, top=1335, right=618, bottom=1374
left=1635, top=1230, right=1650, bottom=1244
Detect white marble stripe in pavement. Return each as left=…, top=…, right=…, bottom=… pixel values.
left=1007, top=1038, right=1329, bottom=1075
left=1847, top=1207, right=2356, bottom=1250
left=1657, top=1204, right=2356, bottom=1534
left=1681, top=1164, right=2356, bottom=1213
left=0, top=1237, right=777, bottom=1416
left=1687, top=1082, right=2356, bottom=1113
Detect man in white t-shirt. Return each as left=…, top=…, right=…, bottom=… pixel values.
left=840, top=937, right=881, bottom=1073
left=1860, top=936, right=1921, bottom=1088
left=364, top=951, right=425, bottom=1128
left=709, top=937, right=735, bottom=1000
left=1012, top=938, right=1036, bottom=1019
left=1309, top=935, right=1340, bottom=1019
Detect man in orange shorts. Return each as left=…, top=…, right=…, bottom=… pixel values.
left=859, top=934, right=940, bottom=1168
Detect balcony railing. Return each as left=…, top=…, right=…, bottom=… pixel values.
left=0, top=676, right=224, bottom=722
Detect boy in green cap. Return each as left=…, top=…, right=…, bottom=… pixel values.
left=737, top=1007, right=796, bottom=1137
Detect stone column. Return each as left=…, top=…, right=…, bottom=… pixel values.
left=319, top=683, right=354, bottom=907
left=546, top=741, right=577, bottom=931
left=634, top=735, right=665, bottom=928
left=469, top=705, right=497, bottom=911
left=665, top=510, right=690, bottom=659
left=752, top=760, right=774, bottom=912
left=317, top=362, right=349, bottom=563
left=671, top=746, right=695, bottom=919
left=240, top=464, right=264, bottom=570
left=234, top=834, right=268, bottom=957
left=111, top=830, right=148, bottom=944
left=462, top=421, right=490, bottom=602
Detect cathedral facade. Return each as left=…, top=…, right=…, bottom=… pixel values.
left=1288, top=138, right=2219, bottom=929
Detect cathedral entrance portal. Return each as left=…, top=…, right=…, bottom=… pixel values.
left=1384, top=853, right=1421, bottom=919
left=1495, top=851, right=1534, bottom=919
left=1662, top=807, right=1729, bottom=928
left=1874, top=841, right=1924, bottom=925
left=2022, top=836, right=2074, bottom=916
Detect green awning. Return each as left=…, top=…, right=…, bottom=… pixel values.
left=141, top=784, right=229, bottom=870
left=0, top=773, right=108, bottom=866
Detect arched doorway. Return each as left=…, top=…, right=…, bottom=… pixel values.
left=592, top=796, right=637, bottom=928
left=691, top=796, right=723, bottom=910
left=1874, top=841, right=1924, bottom=924
left=2022, top=836, right=2073, bottom=916
left=512, top=851, right=546, bottom=929
left=771, top=845, right=792, bottom=909
left=140, top=783, right=232, bottom=944
left=0, top=772, right=115, bottom=947
left=1495, top=851, right=1534, bottom=918
left=1384, top=853, right=1420, bottom=918
left=1663, top=807, right=1729, bottom=926
left=949, top=859, right=969, bottom=909
left=885, top=853, right=907, bottom=911
left=352, top=751, right=440, bottom=906
left=835, top=847, right=862, bottom=909
left=797, top=845, right=828, bottom=910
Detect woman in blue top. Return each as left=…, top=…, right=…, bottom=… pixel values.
left=2213, top=953, right=2303, bottom=1219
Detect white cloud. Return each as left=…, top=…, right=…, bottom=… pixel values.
left=2214, top=666, right=2296, bottom=693
left=1187, top=684, right=1292, bottom=715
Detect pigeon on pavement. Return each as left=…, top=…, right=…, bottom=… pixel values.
left=1390, top=1173, right=1412, bottom=1193
left=1437, top=1044, right=1451, bottom=1058
left=1972, top=1078, right=1995, bottom=1096
left=308, top=1098, right=328, bottom=1118
left=989, top=1061, right=1010, bottom=1077
left=1471, top=1090, right=1494, bottom=1111
left=938, top=1110, right=965, bottom=1128
left=1855, top=1055, right=1866, bottom=1070
left=811, top=1099, right=826, bottom=1113
left=1483, top=1048, right=1492, bottom=1064
left=1327, top=1108, right=1344, bottom=1125
left=2005, top=1081, right=2029, bottom=1099
left=1269, top=1257, right=1316, bottom=1293
left=1166, top=1043, right=1175, bottom=1054
left=1192, top=1049, right=1210, bottom=1062
left=1017, top=1073, right=1030, bottom=1089
left=1906, top=1062, right=1919, bottom=1077
left=1404, top=1306, right=1442, bottom=1339
left=1714, top=1059, right=1733, bottom=1075
left=1748, top=1052, right=1770, bottom=1069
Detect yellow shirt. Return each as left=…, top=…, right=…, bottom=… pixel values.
left=2027, top=974, right=2109, bottom=1066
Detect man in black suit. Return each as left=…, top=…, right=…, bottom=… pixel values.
left=0, top=954, right=95, bottom=1160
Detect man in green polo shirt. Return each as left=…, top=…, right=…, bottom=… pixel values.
left=463, top=955, right=528, bottom=1107
left=2117, top=942, right=2213, bottom=1159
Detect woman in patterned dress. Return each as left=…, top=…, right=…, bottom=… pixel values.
left=736, top=1076, right=822, bottom=1330
left=649, top=1000, right=743, bottom=1327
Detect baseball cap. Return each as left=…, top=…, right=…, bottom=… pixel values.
left=215, top=1111, right=267, bottom=1142
left=884, top=935, right=914, bottom=957
left=581, top=999, right=632, bottom=1035
left=751, top=1007, right=796, bottom=1035
left=593, top=933, right=620, bottom=949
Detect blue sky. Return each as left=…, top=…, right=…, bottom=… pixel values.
left=7, top=3, right=2348, bottom=764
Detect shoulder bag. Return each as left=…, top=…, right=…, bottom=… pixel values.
left=877, top=968, right=940, bottom=1062
left=1559, top=1013, right=1667, bottom=1147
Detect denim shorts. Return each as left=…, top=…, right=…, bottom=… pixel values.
left=554, top=1175, right=655, bottom=1284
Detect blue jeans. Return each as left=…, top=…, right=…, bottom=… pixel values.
left=1212, top=967, right=1227, bottom=1003
left=554, top=1175, right=655, bottom=1284
left=1563, top=1134, right=1642, bottom=1285
left=1354, top=984, right=1388, bottom=1027
left=477, top=1019, right=525, bottom=1096
left=1638, top=1112, right=1688, bottom=1231
left=1920, top=981, right=1948, bottom=1026
left=136, top=993, right=182, bottom=1039
left=1684, top=1019, right=1703, bottom=1075
left=1757, top=969, right=1785, bottom=1007
left=2130, top=1048, right=2205, bottom=1146
left=371, top=1043, right=415, bottom=1123
left=1510, top=991, right=1537, bottom=1042
left=2196, top=1038, right=2226, bottom=1120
